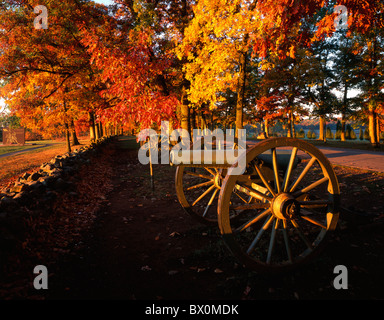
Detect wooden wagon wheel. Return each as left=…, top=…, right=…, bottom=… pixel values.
left=218, top=138, right=340, bottom=272
left=175, top=135, right=249, bottom=225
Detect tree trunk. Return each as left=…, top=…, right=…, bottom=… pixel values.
left=235, top=51, right=247, bottom=139
left=376, top=114, right=381, bottom=143
left=191, top=108, right=196, bottom=132
left=180, top=84, right=190, bottom=140
left=65, top=122, right=71, bottom=153
left=99, top=121, right=104, bottom=137
left=368, top=37, right=379, bottom=148
left=89, top=111, right=96, bottom=141
left=369, top=106, right=379, bottom=147
left=70, top=119, right=80, bottom=146
left=341, top=114, right=346, bottom=142
left=95, top=122, right=100, bottom=140
left=187, top=105, right=191, bottom=137
left=264, top=119, right=269, bottom=138
left=287, top=110, right=292, bottom=138
left=319, top=116, right=325, bottom=141
left=63, top=99, right=71, bottom=153
left=341, top=81, right=348, bottom=142
left=291, top=112, right=296, bottom=138
left=201, top=112, right=207, bottom=130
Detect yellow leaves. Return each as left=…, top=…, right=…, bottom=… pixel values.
left=179, top=0, right=261, bottom=109
left=260, top=60, right=275, bottom=71
left=288, top=45, right=296, bottom=59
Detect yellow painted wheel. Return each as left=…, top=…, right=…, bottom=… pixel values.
left=218, top=138, right=340, bottom=272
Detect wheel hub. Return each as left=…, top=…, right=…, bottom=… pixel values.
left=271, top=193, right=300, bottom=220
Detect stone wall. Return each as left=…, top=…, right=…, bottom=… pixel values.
left=0, top=136, right=115, bottom=249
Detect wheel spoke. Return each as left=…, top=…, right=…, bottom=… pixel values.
left=253, top=162, right=276, bottom=196
left=282, top=147, right=298, bottom=192
left=282, top=219, right=293, bottom=263
left=272, top=148, right=281, bottom=193
left=185, top=171, right=212, bottom=180
left=186, top=180, right=213, bottom=191
left=235, top=208, right=271, bottom=233
left=235, top=183, right=273, bottom=202
left=233, top=189, right=249, bottom=203
left=192, top=184, right=216, bottom=206
left=231, top=202, right=270, bottom=211
left=246, top=215, right=274, bottom=254
left=290, top=219, right=313, bottom=250
left=266, top=219, right=279, bottom=264
left=204, top=167, right=216, bottom=176
left=202, top=188, right=219, bottom=217
left=254, top=164, right=276, bottom=196
left=300, top=215, right=327, bottom=230
left=293, top=176, right=329, bottom=198
left=288, top=157, right=316, bottom=193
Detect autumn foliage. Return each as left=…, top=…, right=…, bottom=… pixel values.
left=0, top=0, right=383, bottom=145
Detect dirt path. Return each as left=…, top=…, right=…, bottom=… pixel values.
left=41, top=137, right=384, bottom=301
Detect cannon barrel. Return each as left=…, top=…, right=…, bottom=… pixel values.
left=170, top=148, right=299, bottom=170
left=170, top=149, right=244, bottom=167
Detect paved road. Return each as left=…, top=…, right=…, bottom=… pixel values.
left=0, top=144, right=53, bottom=159
left=316, top=146, right=384, bottom=173
left=248, top=140, right=384, bottom=173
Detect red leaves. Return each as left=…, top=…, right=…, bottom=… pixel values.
left=80, top=23, right=178, bottom=129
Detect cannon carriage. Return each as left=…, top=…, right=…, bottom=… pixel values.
left=170, top=136, right=340, bottom=272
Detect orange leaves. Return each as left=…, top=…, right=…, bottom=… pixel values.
left=79, top=9, right=178, bottom=130
left=0, top=1, right=109, bottom=138
left=288, top=45, right=296, bottom=59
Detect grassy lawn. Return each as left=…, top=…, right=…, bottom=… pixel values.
left=0, top=138, right=89, bottom=187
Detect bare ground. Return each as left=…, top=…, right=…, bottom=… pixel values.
left=1, top=137, right=384, bottom=301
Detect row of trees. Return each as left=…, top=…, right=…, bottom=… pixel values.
left=0, top=0, right=383, bottom=150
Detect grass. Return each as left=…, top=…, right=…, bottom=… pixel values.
left=0, top=141, right=59, bottom=156
left=0, top=138, right=89, bottom=188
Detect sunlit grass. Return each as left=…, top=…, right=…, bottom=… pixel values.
left=0, top=140, right=61, bottom=156
left=0, top=138, right=89, bottom=187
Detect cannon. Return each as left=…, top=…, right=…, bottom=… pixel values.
left=171, top=136, right=340, bottom=273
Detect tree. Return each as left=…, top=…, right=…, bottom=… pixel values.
left=304, top=39, right=338, bottom=141
left=257, top=50, right=311, bottom=138
left=315, top=0, right=384, bottom=147
left=297, top=128, right=305, bottom=138
left=81, top=0, right=197, bottom=135
left=2, top=0, right=383, bottom=147
left=0, top=0, right=109, bottom=151
left=332, top=30, right=361, bottom=141
left=355, top=29, right=384, bottom=147
left=359, top=127, right=363, bottom=140
left=179, top=0, right=328, bottom=137
left=364, top=127, right=370, bottom=140
left=326, top=126, right=334, bottom=139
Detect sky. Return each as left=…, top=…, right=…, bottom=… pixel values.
left=94, top=0, right=115, bottom=6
